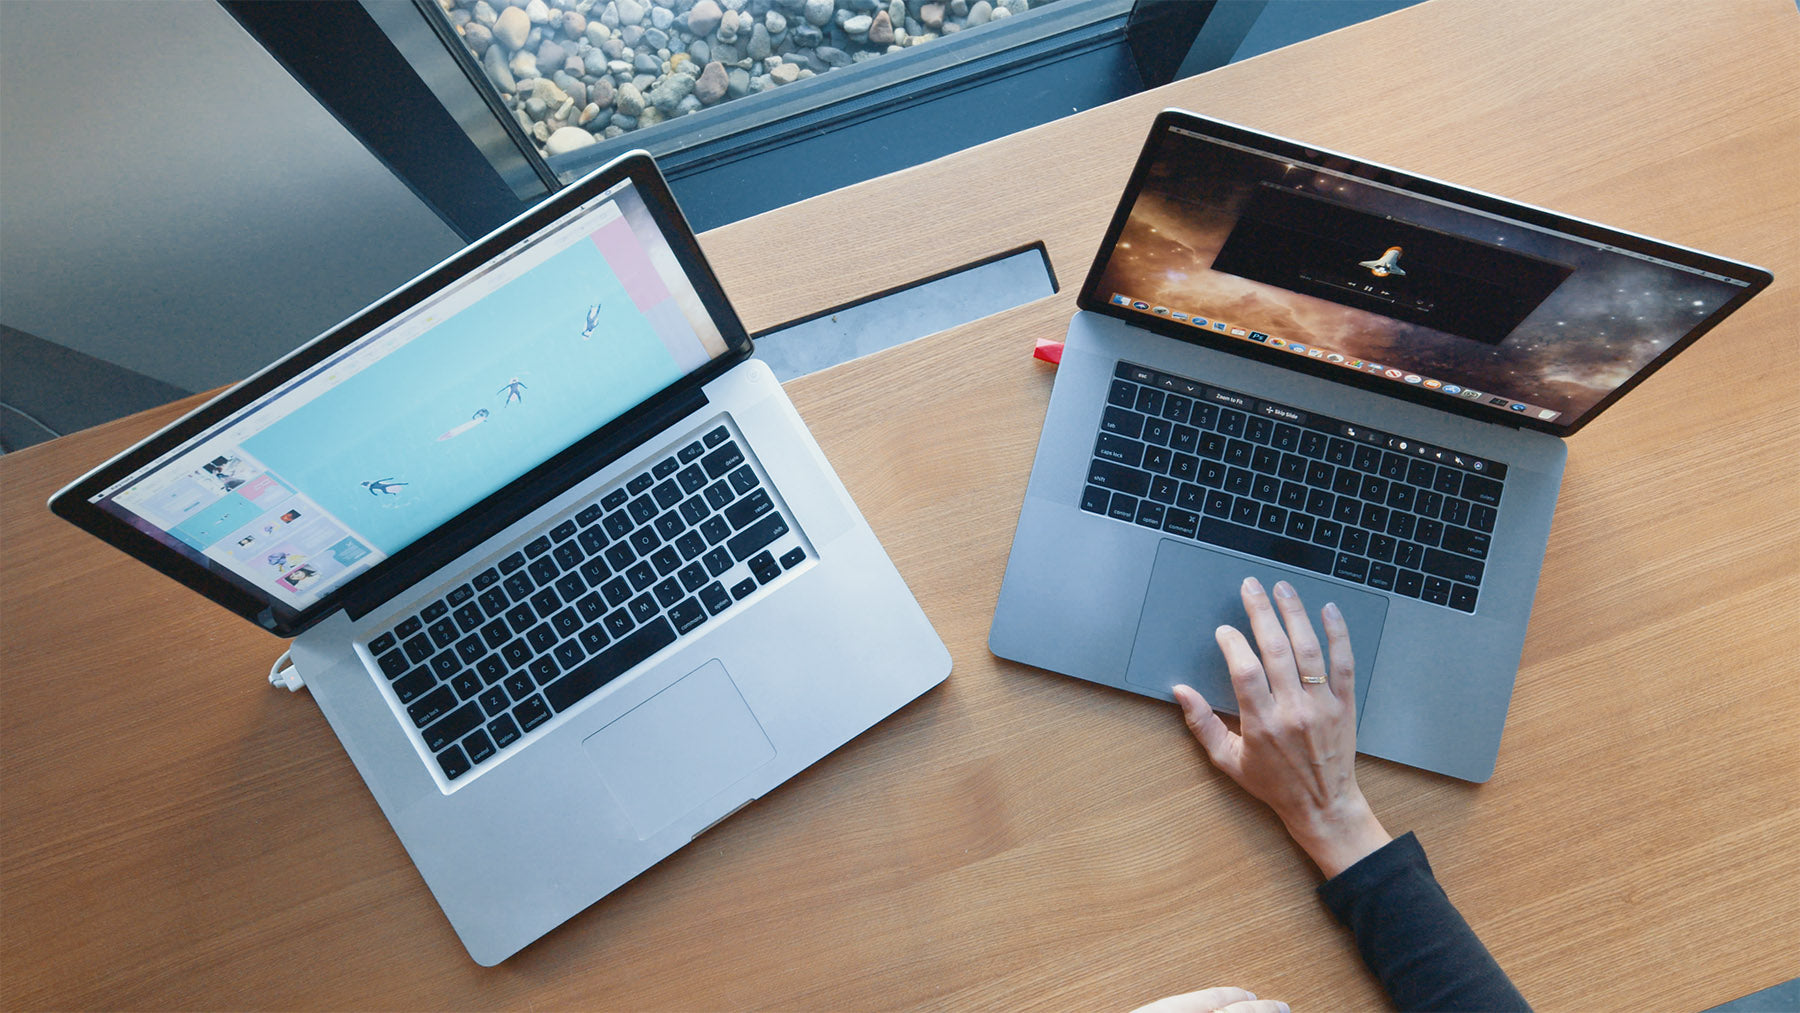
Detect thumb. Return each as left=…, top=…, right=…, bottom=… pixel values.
left=1173, top=684, right=1239, bottom=772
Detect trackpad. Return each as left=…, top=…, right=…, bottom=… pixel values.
left=1125, top=540, right=1388, bottom=723
left=583, top=660, right=775, bottom=840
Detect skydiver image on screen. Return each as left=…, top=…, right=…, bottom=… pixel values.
left=1360, top=246, right=1406, bottom=277
left=581, top=302, right=602, bottom=340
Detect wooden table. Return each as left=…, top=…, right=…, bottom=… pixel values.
left=4, top=1, right=1796, bottom=1007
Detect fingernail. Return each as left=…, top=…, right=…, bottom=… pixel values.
left=1242, top=576, right=1262, bottom=593
left=1324, top=601, right=1342, bottom=622
left=1273, top=580, right=1296, bottom=599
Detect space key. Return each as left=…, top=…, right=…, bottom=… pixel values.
left=1196, top=517, right=1335, bottom=574
left=544, top=618, right=677, bottom=712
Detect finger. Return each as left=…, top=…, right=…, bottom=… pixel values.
left=1269, top=580, right=1327, bottom=689
left=1213, top=623, right=1274, bottom=713
left=1220, top=1001, right=1290, bottom=1013
left=1321, top=601, right=1355, bottom=701
left=1239, top=577, right=1299, bottom=697
left=1173, top=684, right=1241, bottom=776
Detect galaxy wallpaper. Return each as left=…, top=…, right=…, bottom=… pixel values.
left=1091, top=132, right=1746, bottom=421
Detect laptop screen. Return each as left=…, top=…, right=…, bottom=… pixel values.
left=1081, top=113, right=1769, bottom=434
left=62, top=157, right=745, bottom=632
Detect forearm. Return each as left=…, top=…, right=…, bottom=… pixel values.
left=1318, top=833, right=1530, bottom=1012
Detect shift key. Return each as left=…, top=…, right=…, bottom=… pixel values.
left=728, top=512, right=789, bottom=562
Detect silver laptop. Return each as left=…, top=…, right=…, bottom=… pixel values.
left=49, top=151, right=949, bottom=963
left=990, top=111, right=1768, bottom=782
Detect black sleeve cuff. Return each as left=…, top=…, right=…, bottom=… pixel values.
left=1317, top=832, right=1530, bottom=1012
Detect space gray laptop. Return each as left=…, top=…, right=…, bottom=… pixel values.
left=990, top=111, right=1768, bottom=782
left=49, top=151, right=949, bottom=963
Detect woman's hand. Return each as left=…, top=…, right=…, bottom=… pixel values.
left=1175, top=577, right=1391, bottom=878
left=1131, top=985, right=1289, bottom=1013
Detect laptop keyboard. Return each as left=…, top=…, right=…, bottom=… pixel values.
left=1086, top=361, right=1506, bottom=613
left=364, top=421, right=808, bottom=784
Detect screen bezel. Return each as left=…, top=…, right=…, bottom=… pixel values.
left=1077, top=110, right=1772, bottom=437
left=48, top=150, right=753, bottom=638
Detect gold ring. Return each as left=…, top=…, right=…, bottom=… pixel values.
left=1301, top=674, right=1328, bottom=684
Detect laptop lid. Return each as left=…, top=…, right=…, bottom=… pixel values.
left=50, top=151, right=753, bottom=638
left=1077, top=110, right=1770, bottom=436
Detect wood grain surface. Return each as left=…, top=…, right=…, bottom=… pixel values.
left=3, top=1, right=1796, bottom=1008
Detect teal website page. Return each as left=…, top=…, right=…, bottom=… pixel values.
left=107, top=182, right=722, bottom=606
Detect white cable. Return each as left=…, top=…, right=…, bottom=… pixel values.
left=268, top=649, right=306, bottom=692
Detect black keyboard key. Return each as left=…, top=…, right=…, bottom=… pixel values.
left=1423, top=548, right=1485, bottom=586
left=370, top=631, right=398, bottom=656
left=1230, top=496, right=1259, bottom=526
left=1461, top=473, right=1503, bottom=506
left=1395, top=540, right=1425, bottom=571
left=1143, top=446, right=1173, bottom=475
left=729, top=513, right=790, bottom=562
left=503, top=571, right=534, bottom=602
left=554, top=640, right=585, bottom=670
left=1163, top=507, right=1199, bottom=539
left=626, top=561, right=655, bottom=591
left=750, top=550, right=782, bottom=584
left=1433, top=468, right=1465, bottom=496
left=652, top=480, right=682, bottom=510
left=451, top=670, right=483, bottom=700
left=1133, top=499, right=1163, bottom=528
left=429, top=651, right=460, bottom=680
left=1312, top=519, right=1342, bottom=549
left=704, top=425, right=730, bottom=447
left=476, top=655, right=506, bottom=685
left=1088, top=459, right=1151, bottom=497
left=528, top=556, right=559, bottom=586
left=393, top=667, right=437, bottom=704
left=701, top=582, right=733, bottom=614
left=577, top=591, right=607, bottom=623
left=725, top=489, right=774, bottom=528
left=578, top=526, right=608, bottom=555
left=529, top=656, right=559, bottom=686
left=1469, top=504, right=1498, bottom=533
left=1341, top=527, right=1369, bottom=556
left=1387, top=512, right=1416, bottom=541
left=550, top=519, right=578, bottom=543
left=1224, top=468, right=1252, bottom=496
left=654, top=512, right=684, bottom=541
left=1396, top=569, right=1424, bottom=598
left=455, top=634, right=486, bottom=665
left=677, top=464, right=707, bottom=494
left=436, top=744, right=471, bottom=781
left=729, top=465, right=758, bottom=494
left=463, top=729, right=496, bottom=765
left=627, top=495, right=657, bottom=525
left=1095, top=433, right=1146, bottom=467
left=530, top=587, right=562, bottom=618
left=1142, top=418, right=1172, bottom=447
left=1359, top=474, right=1388, bottom=503
left=421, top=600, right=449, bottom=623
left=1178, top=481, right=1206, bottom=510
left=704, top=481, right=735, bottom=510
left=1352, top=445, right=1382, bottom=473
left=579, top=625, right=610, bottom=654
left=1422, top=576, right=1453, bottom=606
left=1204, top=489, right=1232, bottom=518
left=1441, top=525, right=1490, bottom=559
left=602, top=488, right=630, bottom=511
left=1197, top=516, right=1335, bottom=574
left=679, top=440, right=707, bottom=463
left=1170, top=425, right=1198, bottom=453
left=376, top=649, right=409, bottom=679
left=396, top=616, right=425, bottom=639
left=543, top=618, right=678, bottom=713
left=731, top=578, right=758, bottom=600
left=1367, top=562, right=1397, bottom=591
left=1442, top=497, right=1471, bottom=527
left=603, top=510, right=634, bottom=540
left=488, top=714, right=522, bottom=749
left=555, top=571, right=586, bottom=602
left=1107, top=379, right=1137, bottom=408
left=1368, top=533, right=1396, bottom=563
left=525, top=535, right=553, bottom=558
left=1135, top=386, right=1164, bottom=416
left=1284, top=511, right=1314, bottom=542
left=478, top=685, right=510, bottom=717
left=601, top=576, right=632, bottom=607
left=1218, top=408, right=1246, bottom=437
left=577, top=503, right=605, bottom=527
left=702, top=547, right=735, bottom=577
left=629, top=594, right=659, bottom=623
left=500, top=639, right=531, bottom=669
left=653, top=457, right=680, bottom=480
left=474, top=567, right=502, bottom=590
left=505, top=603, right=535, bottom=635
left=526, top=623, right=556, bottom=653
left=1387, top=482, right=1416, bottom=513
left=1380, top=452, right=1409, bottom=481
left=604, top=609, right=634, bottom=638
left=702, top=442, right=746, bottom=479
left=514, top=694, right=552, bottom=731
left=654, top=577, right=684, bottom=607
left=1449, top=583, right=1479, bottom=613
left=1082, top=485, right=1111, bottom=514
left=1325, top=438, right=1354, bottom=466
left=407, top=685, right=457, bottom=729
left=629, top=527, right=660, bottom=556
left=1251, top=474, right=1280, bottom=503
left=1101, top=405, right=1143, bottom=437
left=1298, top=430, right=1327, bottom=459
left=671, top=599, right=707, bottom=635
left=1246, top=416, right=1273, bottom=445
left=479, top=587, right=509, bottom=617
left=1257, top=504, right=1287, bottom=533
left=1413, top=489, right=1443, bottom=519
left=1162, top=392, right=1191, bottom=423
left=678, top=562, right=708, bottom=591
left=651, top=546, right=681, bottom=576
left=428, top=618, right=459, bottom=648
left=627, top=473, right=654, bottom=495
left=1334, top=553, right=1370, bottom=583
left=552, top=541, right=582, bottom=571
left=679, top=497, right=709, bottom=527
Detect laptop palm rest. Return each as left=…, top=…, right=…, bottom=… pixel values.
left=583, top=660, right=775, bottom=840
left=1124, top=540, right=1387, bottom=724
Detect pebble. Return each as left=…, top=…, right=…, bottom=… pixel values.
left=868, top=10, right=893, bottom=44
left=695, top=60, right=729, bottom=103
left=493, top=5, right=530, bottom=49
left=688, top=0, right=723, bottom=36
left=462, top=22, right=492, bottom=55
left=439, top=0, right=1036, bottom=146
left=615, top=81, right=646, bottom=115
